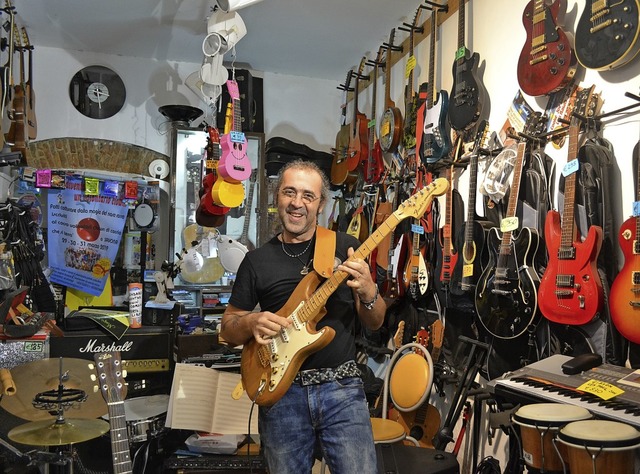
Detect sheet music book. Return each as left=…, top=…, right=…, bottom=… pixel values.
left=166, top=363, right=259, bottom=434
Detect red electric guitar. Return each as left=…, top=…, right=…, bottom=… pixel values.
left=363, top=47, right=385, bottom=185
left=538, top=87, right=603, bottom=325
left=610, top=141, right=640, bottom=343
left=217, top=79, right=252, bottom=183
left=516, top=0, right=576, bottom=97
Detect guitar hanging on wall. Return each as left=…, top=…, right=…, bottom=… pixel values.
left=401, top=5, right=423, bottom=152
left=363, top=48, right=385, bottom=185
left=347, top=56, right=369, bottom=174
left=331, top=69, right=359, bottom=186
left=378, top=28, right=403, bottom=154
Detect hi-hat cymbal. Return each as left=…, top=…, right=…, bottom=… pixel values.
left=8, top=418, right=109, bottom=446
left=0, top=358, right=107, bottom=421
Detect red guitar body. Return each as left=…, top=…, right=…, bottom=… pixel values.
left=610, top=216, right=640, bottom=343
left=438, top=226, right=458, bottom=286
left=517, top=0, right=576, bottom=97
left=348, top=113, right=368, bottom=172
left=538, top=210, right=604, bottom=325
left=364, top=140, right=384, bottom=184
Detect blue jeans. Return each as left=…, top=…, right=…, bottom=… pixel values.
left=258, top=377, right=377, bottom=474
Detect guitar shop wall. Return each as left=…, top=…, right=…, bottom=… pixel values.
left=335, top=0, right=639, bottom=468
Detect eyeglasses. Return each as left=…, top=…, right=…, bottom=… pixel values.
left=280, top=187, right=320, bottom=204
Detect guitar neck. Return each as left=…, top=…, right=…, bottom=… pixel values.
left=233, top=97, right=242, bottom=132
left=560, top=122, right=580, bottom=249
left=457, top=0, right=466, bottom=53
left=499, top=142, right=526, bottom=257
left=427, top=9, right=437, bottom=108
left=464, top=154, right=479, bottom=245
left=443, top=166, right=454, bottom=255
left=108, top=401, right=133, bottom=473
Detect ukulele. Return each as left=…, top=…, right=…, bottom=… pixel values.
left=347, top=56, right=369, bottom=173
left=475, top=141, right=541, bottom=339
left=212, top=98, right=246, bottom=208
left=517, top=0, right=576, bottom=97
left=197, top=125, right=229, bottom=227
left=217, top=79, right=252, bottom=183
left=93, top=351, right=133, bottom=474
left=21, top=27, right=36, bottom=140
left=418, top=6, right=451, bottom=165
left=447, top=0, right=485, bottom=132
left=241, top=178, right=449, bottom=406
left=363, top=47, right=385, bottom=185
left=378, top=28, right=403, bottom=154
left=609, top=140, right=640, bottom=343
left=331, top=69, right=359, bottom=186
left=450, top=120, right=489, bottom=296
left=538, top=87, right=604, bottom=326
left=575, top=0, right=640, bottom=71
left=401, top=6, right=423, bottom=151
left=388, top=327, right=441, bottom=448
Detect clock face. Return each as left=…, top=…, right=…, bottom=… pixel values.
left=69, top=66, right=126, bottom=119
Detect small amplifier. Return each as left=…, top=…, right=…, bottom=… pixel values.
left=50, top=326, right=174, bottom=373
left=163, top=454, right=267, bottom=473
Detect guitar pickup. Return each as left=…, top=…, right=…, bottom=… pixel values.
left=554, top=290, right=573, bottom=297
left=556, top=274, right=575, bottom=287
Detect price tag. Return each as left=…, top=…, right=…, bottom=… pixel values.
left=633, top=201, right=640, bottom=217
left=230, top=131, right=245, bottom=143
left=463, top=264, right=474, bottom=278
left=576, top=379, right=624, bottom=400
left=205, top=160, right=217, bottom=170
left=405, top=55, right=416, bottom=78
left=411, top=223, right=424, bottom=234
left=380, top=120, right=390, bottom=137
left=500, top=216, right=519, bottom=232
left=562, top=158, right=579, bottom=177
left=368, top=118, right=376, bottom=129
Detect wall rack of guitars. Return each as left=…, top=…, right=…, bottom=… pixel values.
left=322, top=0, right=640, bottom=383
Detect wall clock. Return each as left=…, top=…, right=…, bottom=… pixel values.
left=69, top=65, right=126, bottom=119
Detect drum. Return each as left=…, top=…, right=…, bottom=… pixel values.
left=103, top=394, right=169, bottom=444
left=558, top=420, right=640, bottom=474
left=513, top=403, right=591, bottom=472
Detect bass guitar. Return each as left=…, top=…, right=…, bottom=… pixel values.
left=364, top=47, right=385, bottom=185
left=378, top=28, right=403, bottom=154
left=517, top=0, right=576, bottom=97
left=447, top=0, right=485, bottom=132
left=241, top=178, right=450, bottom=406
left=93, top=351, right=133, bottom=474
left=331, top=69, right=358, bottom=186
left=609, top=140, right=640, bottom=343
left=418, top=6, right=451, bottom=165
left=218, top=79, right=252, bottom=183
left=237, top=169, right=257, bottom=250
left=575, top=0, right=640, bottom=71
left=538, top=87, right=604, bottom=326
left=451, top=121, right=489, bottom=296
left=475, top=141, right=541, bottom=339
left=347, top=56, right=369, bottom=173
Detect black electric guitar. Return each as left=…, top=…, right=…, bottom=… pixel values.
left=450, top=120, right=489, bottom=296
left=401, top=6, right=423, bottom=151
left=94, top=351, right=133, bottom=474
left=475, top=140, right=541, bottom=339
left=575, top=0, right=640, bottom=70
left=447, top=0, right=485, bottom=133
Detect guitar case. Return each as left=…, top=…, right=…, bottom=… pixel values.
left=265, top=137, right=334, bottom=183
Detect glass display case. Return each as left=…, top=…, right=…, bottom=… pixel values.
left=169, top=126, right=266, bottom=294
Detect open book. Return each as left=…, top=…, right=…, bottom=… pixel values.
left=166, top=363, right=259, bottom=434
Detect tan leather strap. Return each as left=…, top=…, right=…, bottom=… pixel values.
left=313, top=226, right=336, bottom=278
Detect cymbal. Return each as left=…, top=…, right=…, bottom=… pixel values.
left=0, top=358, right=107, bottom=421
left=8, top=418, right=109, bottom=446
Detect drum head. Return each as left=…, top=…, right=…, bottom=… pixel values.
left=513, top=403, right=591, bottom=428
left=102, top=394, right=169, bottom=421
left=559, top=420, right=640, bottom=450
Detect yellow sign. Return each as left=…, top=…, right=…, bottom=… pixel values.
left=380, top=120, right=390, bottom=137
left=463, top=264, right=474, bottom=278
left=577, top=379, right=624, bottom=401
left=405, top=56, right=416, bottom=78
left=500, top=216, right=519, bottom=233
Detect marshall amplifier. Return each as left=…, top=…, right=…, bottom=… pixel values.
left=50, top=326, right=174, bottom=373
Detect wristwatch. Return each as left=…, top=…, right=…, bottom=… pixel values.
left=359, top=286, right=379, bottom=310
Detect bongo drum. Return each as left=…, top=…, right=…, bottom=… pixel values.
left=558, top=419, right=640, bottom=474
left=513, top=403, right=592, bottom=472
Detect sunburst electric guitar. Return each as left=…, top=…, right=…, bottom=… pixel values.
left=241, top=178, right=450, bottom=406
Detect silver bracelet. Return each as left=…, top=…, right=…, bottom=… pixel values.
left=359, top=286, right=379, bottom=310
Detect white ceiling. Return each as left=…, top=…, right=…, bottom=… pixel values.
left=15, top=0, right=426, bottom=81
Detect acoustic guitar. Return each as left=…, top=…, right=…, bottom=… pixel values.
left=378, top=28, right=403, bottom=154
left=7, top=22, right=26, bottom=159
left=93, top=351, right=133, bottom=474
left=347, top=56, right=369, bottom=173
left=331, top=69, right=358, bottom=186
left=363, top=47, right=385, bottom=185
left=609, top=141, right=640, bottom=343
left=538, top=87, right=604, bottom=326
left=21, top=27, right=36, bottom=140
left=575, top=0, right=640, bottom=71
left=0, top=1, right=15, bottom=149
left=241, top=178, right=449, bottom=406
left=517, top=0, right=576, bottom=97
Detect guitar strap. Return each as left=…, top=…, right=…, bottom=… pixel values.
left=313, top=226, right=336, bottom=278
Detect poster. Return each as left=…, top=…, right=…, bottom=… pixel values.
left=47, top=176, right=129, bottom=296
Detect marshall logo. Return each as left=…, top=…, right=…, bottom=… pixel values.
left=79, top=339, right=134, bottom=353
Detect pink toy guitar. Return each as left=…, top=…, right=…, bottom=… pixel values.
left=218, top=80, right=252, bottom=183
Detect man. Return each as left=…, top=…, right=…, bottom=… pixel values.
left=220, top=159, right=385, bottom=473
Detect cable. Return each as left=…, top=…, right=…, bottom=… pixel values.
left=474, top=456, right=500, bottom=474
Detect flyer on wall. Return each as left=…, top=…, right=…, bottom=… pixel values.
left=47, top=175, right=129, bottom=296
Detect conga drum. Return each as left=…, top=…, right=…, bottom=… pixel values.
left=513, top=403, right=592, bottom=472
left=558, top=420, right=640, bottom=474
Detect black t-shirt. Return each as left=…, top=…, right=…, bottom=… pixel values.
left=229, top=231, right=361, bottom=370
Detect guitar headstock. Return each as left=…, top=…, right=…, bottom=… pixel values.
left=416, top=327, right=430, bottom=349
left=393, top=320, right=405, bottom=349
left=472, top=120, right=490, bottom=153
left=226, top=79, right=240, bottom=101
left=571, top=85, right=601, bottom=129
left=385, top=28, right=396, bottom=67
left=20, top=27, right=32, bottom=51
left=394, top=177, right=449, bottom=220
left=93, top=351, right=127, bottom=403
